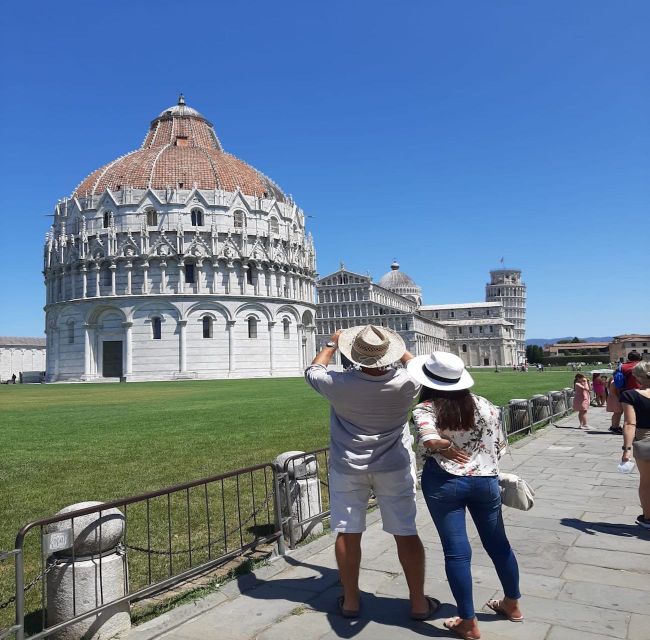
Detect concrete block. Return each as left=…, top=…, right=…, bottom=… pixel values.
left=561, top=581, right=650, bottom=615
left=562, top=563, right=650, bottom=592
left=565, top=547, right=650, bottom=572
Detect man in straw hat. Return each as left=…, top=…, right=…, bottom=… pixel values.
left=305, top=325, right=439, bottom=620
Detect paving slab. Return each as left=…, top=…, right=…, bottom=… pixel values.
left=125, top=409, right=648, bottom=640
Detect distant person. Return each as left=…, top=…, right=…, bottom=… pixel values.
left=573, top=373, right=591, bottom=429
left=621, top=351, right=644, bottom=391
left=620, top=361, right=650, bottom=529
left=11, top=373, right=16, bottom=384
left=607, top=375, right=623, bottom=434
left=592, top=373, right=606, bottom=406
left=410, top=352, right=523, bottom=640
left=305, top=325, right=439, bottom=620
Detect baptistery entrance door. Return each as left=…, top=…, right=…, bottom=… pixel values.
left=102, top=341, right=123, bottom=377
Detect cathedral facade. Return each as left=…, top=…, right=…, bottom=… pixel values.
left=315, top=264, right=524, bottom=367
left=44, top=97, right=317, bottom=382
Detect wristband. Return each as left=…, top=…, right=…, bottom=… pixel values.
left=437, top=441, right=453, bottom=451
left=622, top=446, right=632, bottom=451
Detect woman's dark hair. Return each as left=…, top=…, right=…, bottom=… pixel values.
left=417, top=386, right=476, bottom=431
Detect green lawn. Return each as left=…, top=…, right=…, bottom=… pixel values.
left=1, top=369, right=577, bottom=549
left=0, top=370, right=579, bottom=627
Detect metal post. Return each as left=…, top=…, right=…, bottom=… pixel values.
left=272, top=471, right=286, bottom=556
left=526, top=399, right=534, bottom=432
left=15, top=548, right=24, bottom=640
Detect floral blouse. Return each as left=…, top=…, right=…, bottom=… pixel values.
left=412, top=394, right=505, bottom=476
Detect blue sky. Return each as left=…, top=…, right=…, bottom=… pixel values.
left=1, top=1, right=648, bottom=338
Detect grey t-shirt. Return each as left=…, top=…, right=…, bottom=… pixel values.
left=305, top=364, right=421, bottom=474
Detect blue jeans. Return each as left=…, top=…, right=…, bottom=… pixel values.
left=421, top=459, right=521, bottom=619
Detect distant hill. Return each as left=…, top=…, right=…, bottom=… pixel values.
left=526, top=337, right=613, bottom=347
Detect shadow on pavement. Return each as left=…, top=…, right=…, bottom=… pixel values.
left=237, top=555, right=453, bottom=637
left=560, top=517, right=650, bottom=540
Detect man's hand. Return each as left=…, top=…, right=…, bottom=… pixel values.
left=331, top=329, right=342, bottom=344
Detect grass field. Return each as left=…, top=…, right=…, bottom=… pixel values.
left=0, top=369, right=581, bottom=627
left=1, top=368, right=579, bottom=550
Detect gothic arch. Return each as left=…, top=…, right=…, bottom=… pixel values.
left=275, top=305, right=301, bottom=323
left=234, top=302, right=273, bottom=323
left=185, top=301, right=232, bottom=323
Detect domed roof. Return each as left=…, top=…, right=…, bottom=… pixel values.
left=73, top=95, right=286, bottom=201
left=378, top=262, right=419, bottom=290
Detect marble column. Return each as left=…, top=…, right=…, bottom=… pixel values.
left=227, top=320, right=236, bottom=372
left=178, top=319, right=187, bottom=373
left=226, top=263, right=234, bottom=294
left=142, top=262, right=149, bottom=294
left=110, top=263, right=116, bottom=296
left=178, top=263, right=185, bottom=294
left=297, top=323, right=305, bottom=370
left=95, top=265, right=101, bottom=297
left=125, top=262, right=132, bottom=295
left=123, top=321, right=133, bottom=376
left=266, top=266, right=274, bottom=297
left=81, top=265, right=88, bottom=299
left=160, top=261, right=167, bottom=293
left=211, top=260, right=219, bottom=293
left=268, top=321, right=276, bottom=374
left=242, top=264, right=250, bottom=296
left=196, top=259, right=203, bottom=294
left=83, top=323, right=92, bottom=377
left=61, top=269, right=67, bottom=301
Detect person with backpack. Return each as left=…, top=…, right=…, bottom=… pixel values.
left=620, top=351, right=643, bottom=391
left=607, top=375, right=624, bottom=434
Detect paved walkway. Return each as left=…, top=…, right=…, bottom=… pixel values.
left=128, top=408, right=650, bottom=640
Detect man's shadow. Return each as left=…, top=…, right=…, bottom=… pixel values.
left=561, top=517, right=650, bottom=540
left=236, top=555, right=454, bottom=638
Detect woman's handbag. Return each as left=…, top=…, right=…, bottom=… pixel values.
left=498, top=473, right=535, bottom=511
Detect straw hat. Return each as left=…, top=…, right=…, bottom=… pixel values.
left=338, top=325, right=406, bottom=368
left=406, top=351, right=474, bottom=391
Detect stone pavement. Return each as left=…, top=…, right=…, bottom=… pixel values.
left=127, top=408, right=650, bottom=640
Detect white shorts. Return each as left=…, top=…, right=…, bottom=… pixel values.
left=329, top=465, right=418, bottom=536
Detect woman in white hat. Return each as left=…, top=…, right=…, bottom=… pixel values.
left=407, top=352, right=523, bottom=640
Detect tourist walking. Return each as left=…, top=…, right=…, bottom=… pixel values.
left=573, top=373, right=591, bottom=429
left=305, top=325, right=439, bottom=620
left=620, top=361, right=650, bottom=529
left=607, top=375, right=623, bottom=434
left=409, top=352, right=522, bottom=640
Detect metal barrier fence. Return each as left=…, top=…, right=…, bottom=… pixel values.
left=2, top=389, right=578, bottom=638
left=5, top=463, right=280, bottom=640
left=501, top=387, right=574, bottom=438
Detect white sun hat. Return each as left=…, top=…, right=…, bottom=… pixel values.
left=406, top=351, right=474, bottom=391
left=338, top=324, right=406, bottom=368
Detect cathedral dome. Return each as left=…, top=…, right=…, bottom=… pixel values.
left=73, top=95, right=286, bottom=201
left=378, top=262, right=422, bottom=305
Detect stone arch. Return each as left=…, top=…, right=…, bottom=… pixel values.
left=234, top=302, right=273, bottom=323
left=128, top=301, right=180, bottom=324
left=184, top=301, right=232, bottom=323
left=275, top=305, right=301, bottom=323
left=302, top=310, right=315, bottom=327
left=86, top=304, right=127, bottom=325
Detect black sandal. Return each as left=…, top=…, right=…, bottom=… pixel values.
left=337, top=595, right=360, bottom=618
left=410, top=595, right=441, bottom=621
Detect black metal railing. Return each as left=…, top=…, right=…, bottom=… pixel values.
left=9, top=463, right=280, bottom=640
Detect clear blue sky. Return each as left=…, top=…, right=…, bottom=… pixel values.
left=1, top=1, right=648, bottom=338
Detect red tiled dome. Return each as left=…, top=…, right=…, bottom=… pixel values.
left=73, top=96, right=286, bottom=201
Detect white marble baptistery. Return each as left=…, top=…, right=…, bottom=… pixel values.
left=44, top=97, right=317, bottom=381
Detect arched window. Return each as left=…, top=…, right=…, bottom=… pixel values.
left=269, top=217, right=279, bottom=234
left=202, top=316, right=213, bottom=339
left=233, top=210, right=245, bottom=228
left=462, top=344, right=467, bottom=353
left=247, top=317, right=258, bottom=339
left=185, top=263, right=196, bottom=284
left=152, top=317, right=162, bottom=340
left=67, top=321, right=75, bottom=344
left=146, top=209, right=158, bottom=226
left=283, top=318, right=290, bottom=339
left=191, top=209, right=203, bottom=226
left=246, top=267, right=254, bottom=285
left=103, top=211, right=111, bottom=228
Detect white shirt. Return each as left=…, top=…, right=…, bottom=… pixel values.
left=412, top=394, right=505, bottom=477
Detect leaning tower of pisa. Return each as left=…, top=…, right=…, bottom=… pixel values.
left=485, top=269, right=526, bottom=363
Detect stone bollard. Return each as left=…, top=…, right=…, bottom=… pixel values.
left=46, top=502, right=130, bottom=639
left=274, top=452, right=323, bottom=546
left=549, top=390, right=566, bottom=415
left=530, top=394, right=551, bottom=422
left=508, top=399, right=530, bottom=432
